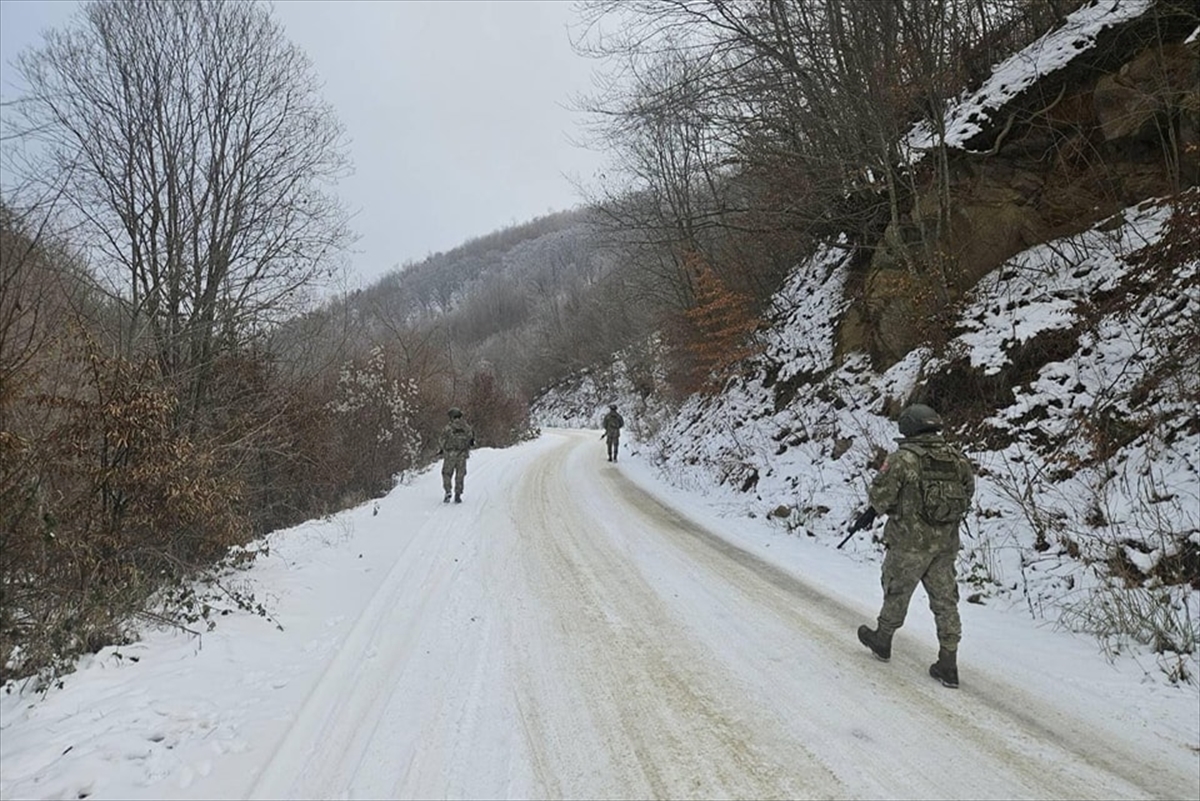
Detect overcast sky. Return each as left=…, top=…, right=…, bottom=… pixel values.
left=0, top=0, right=608, bottom=287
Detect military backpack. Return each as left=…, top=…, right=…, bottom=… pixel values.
left=445, top=422, right=473, bottom=453
left=900, top=443, right=971, bottom=526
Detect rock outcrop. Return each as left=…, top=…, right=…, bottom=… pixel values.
left=843, top=4, right=1199, bottom=367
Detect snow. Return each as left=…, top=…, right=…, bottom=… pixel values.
left=533, top=194, right=1199, bottom=685
left=763, top=238, right=851, bottom=382
left=3, top=430, right=1197, bottom=799
left=4, top=8, right=1198, bottom=787
left=904, top=0, right=1154, bottom=159
left=953, top=200, right=1173, bottom=376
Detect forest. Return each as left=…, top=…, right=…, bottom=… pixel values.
left=1, top=0, right=1196, bottom=684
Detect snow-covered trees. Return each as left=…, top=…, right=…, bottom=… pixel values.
left=328, top=346, right=423, bottom=494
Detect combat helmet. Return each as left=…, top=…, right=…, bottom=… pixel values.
left=897, top=404, right=943, bottom=437
left=448, top=407, right=463, bottom=419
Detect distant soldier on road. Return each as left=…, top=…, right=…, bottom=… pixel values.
left=854, top=404, right=975, bottom=688
left=602, top=403, right=624, bottom=462
left=437, top=407, right=475, bottom=504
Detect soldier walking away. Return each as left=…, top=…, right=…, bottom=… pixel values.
left=602, top=403, right=624, bottom=462
left=437, top=407, right=475, bottom=503
left=853, top=404, right=975, bottom=688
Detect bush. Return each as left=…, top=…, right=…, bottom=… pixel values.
left=1, top=335, right=249, bottom=683
left=1060, top=583, right=1196, bottom=684
left=463, top=368, right=532, bottom=449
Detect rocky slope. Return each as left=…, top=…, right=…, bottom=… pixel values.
left=533, top=4, right=1200, bottom=682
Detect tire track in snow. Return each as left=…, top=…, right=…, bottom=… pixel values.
left=509, top=434, right=842, bottom=799
left=246, top=456, right=508, bottom=799
left=246, top=431, right=1197, bottom=800
left=593, top=444, right=1197, bottom=801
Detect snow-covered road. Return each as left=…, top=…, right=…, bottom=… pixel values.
left=247, top=429, right=1193, bottom=800
left=3, top=429, right=1197, bottom=800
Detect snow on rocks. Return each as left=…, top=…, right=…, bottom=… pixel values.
left=534, top=194, right=1199, bottom=684
left=904, top=0, right=1155, bottom=160
left=953, top=200, right=1173, bottom=376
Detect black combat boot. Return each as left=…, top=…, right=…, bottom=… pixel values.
left=443, top=491, right=451, bottom=504
left=454, top=493, right=462, bottom=504
left=929, top=648, right=959, bottom=688
left=857, top=625, right=892, bottom=662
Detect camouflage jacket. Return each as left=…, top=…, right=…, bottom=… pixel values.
left=868, top=433, right=975, bottom=552
left=602, top=411, right=624, bottom=435
left=439, top=420, right=475, bottom=456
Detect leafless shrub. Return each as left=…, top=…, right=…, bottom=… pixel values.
left=1060, top=584, right=1196, bottom=684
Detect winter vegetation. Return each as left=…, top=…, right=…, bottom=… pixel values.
left=537, top=0, right=1200, bottom=686
left=1, top=0, right=1197, bottom=711
left=536, top=194, right=1199, bottom=683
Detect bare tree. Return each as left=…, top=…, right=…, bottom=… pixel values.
left=8, top=0, right=352, bottom=421
left=574, top=31, right=738, bottom=311
left=572, top=0, right=1074, bottom=308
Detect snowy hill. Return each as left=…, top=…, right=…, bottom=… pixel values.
left=532, top=0, right=1199, bottom=687
left=534, top=194, right=1200, bottom=686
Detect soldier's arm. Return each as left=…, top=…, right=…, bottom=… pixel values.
left=868, top=450, right=915, bottom=514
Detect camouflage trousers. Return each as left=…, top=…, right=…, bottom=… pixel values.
left=605, top=432, right=620, bottom=460
left=441, top=452, right=468, bottom=495
left=875, top=548, right=961, bottom=651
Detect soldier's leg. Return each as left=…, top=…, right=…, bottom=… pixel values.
left=441, top=459, right=453, bottom=496
left=454, top=455, right=468, bottom=496
left=612, top=434, right=619, bottom=461
left=877, top=549, right=934, bottom=636
left=922, top=550, right=962, bottom=651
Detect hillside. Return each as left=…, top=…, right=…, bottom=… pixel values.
left=533, top=2, right=1200, bottom=683
left=3, top=0, right=1195, bottom=696
left=333, top=205, right=659, bottom=405
left=1, top=2, right=1197, bottom=794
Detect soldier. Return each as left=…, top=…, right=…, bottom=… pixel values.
left=437, top=407, right=475, bottom=503
left=601, top=403, right=624, bottom=462
left=855, top=404, right=975, bottom=688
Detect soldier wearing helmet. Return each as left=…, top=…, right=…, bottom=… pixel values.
left=601, top=403, right=624, bottom=462
left=437, top=407, right=475, bottom=503
left=855, top=403, right=975, bottom=688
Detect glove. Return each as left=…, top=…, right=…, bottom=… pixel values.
left=851, top=507, right=877, bottom=532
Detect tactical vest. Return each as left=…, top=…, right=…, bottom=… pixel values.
left=899, top=442, right=971, bottom=526
left=445, top=422, right=472, bottom=453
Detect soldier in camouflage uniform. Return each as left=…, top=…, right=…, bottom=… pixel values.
left=602, top=404, right=624, bottom=462
left=437, top=407, right=475, bottom=503
left=855, top=404, right=975, bottom=688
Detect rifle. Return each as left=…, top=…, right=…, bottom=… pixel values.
left=837, top=507, right=877, bottom=549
